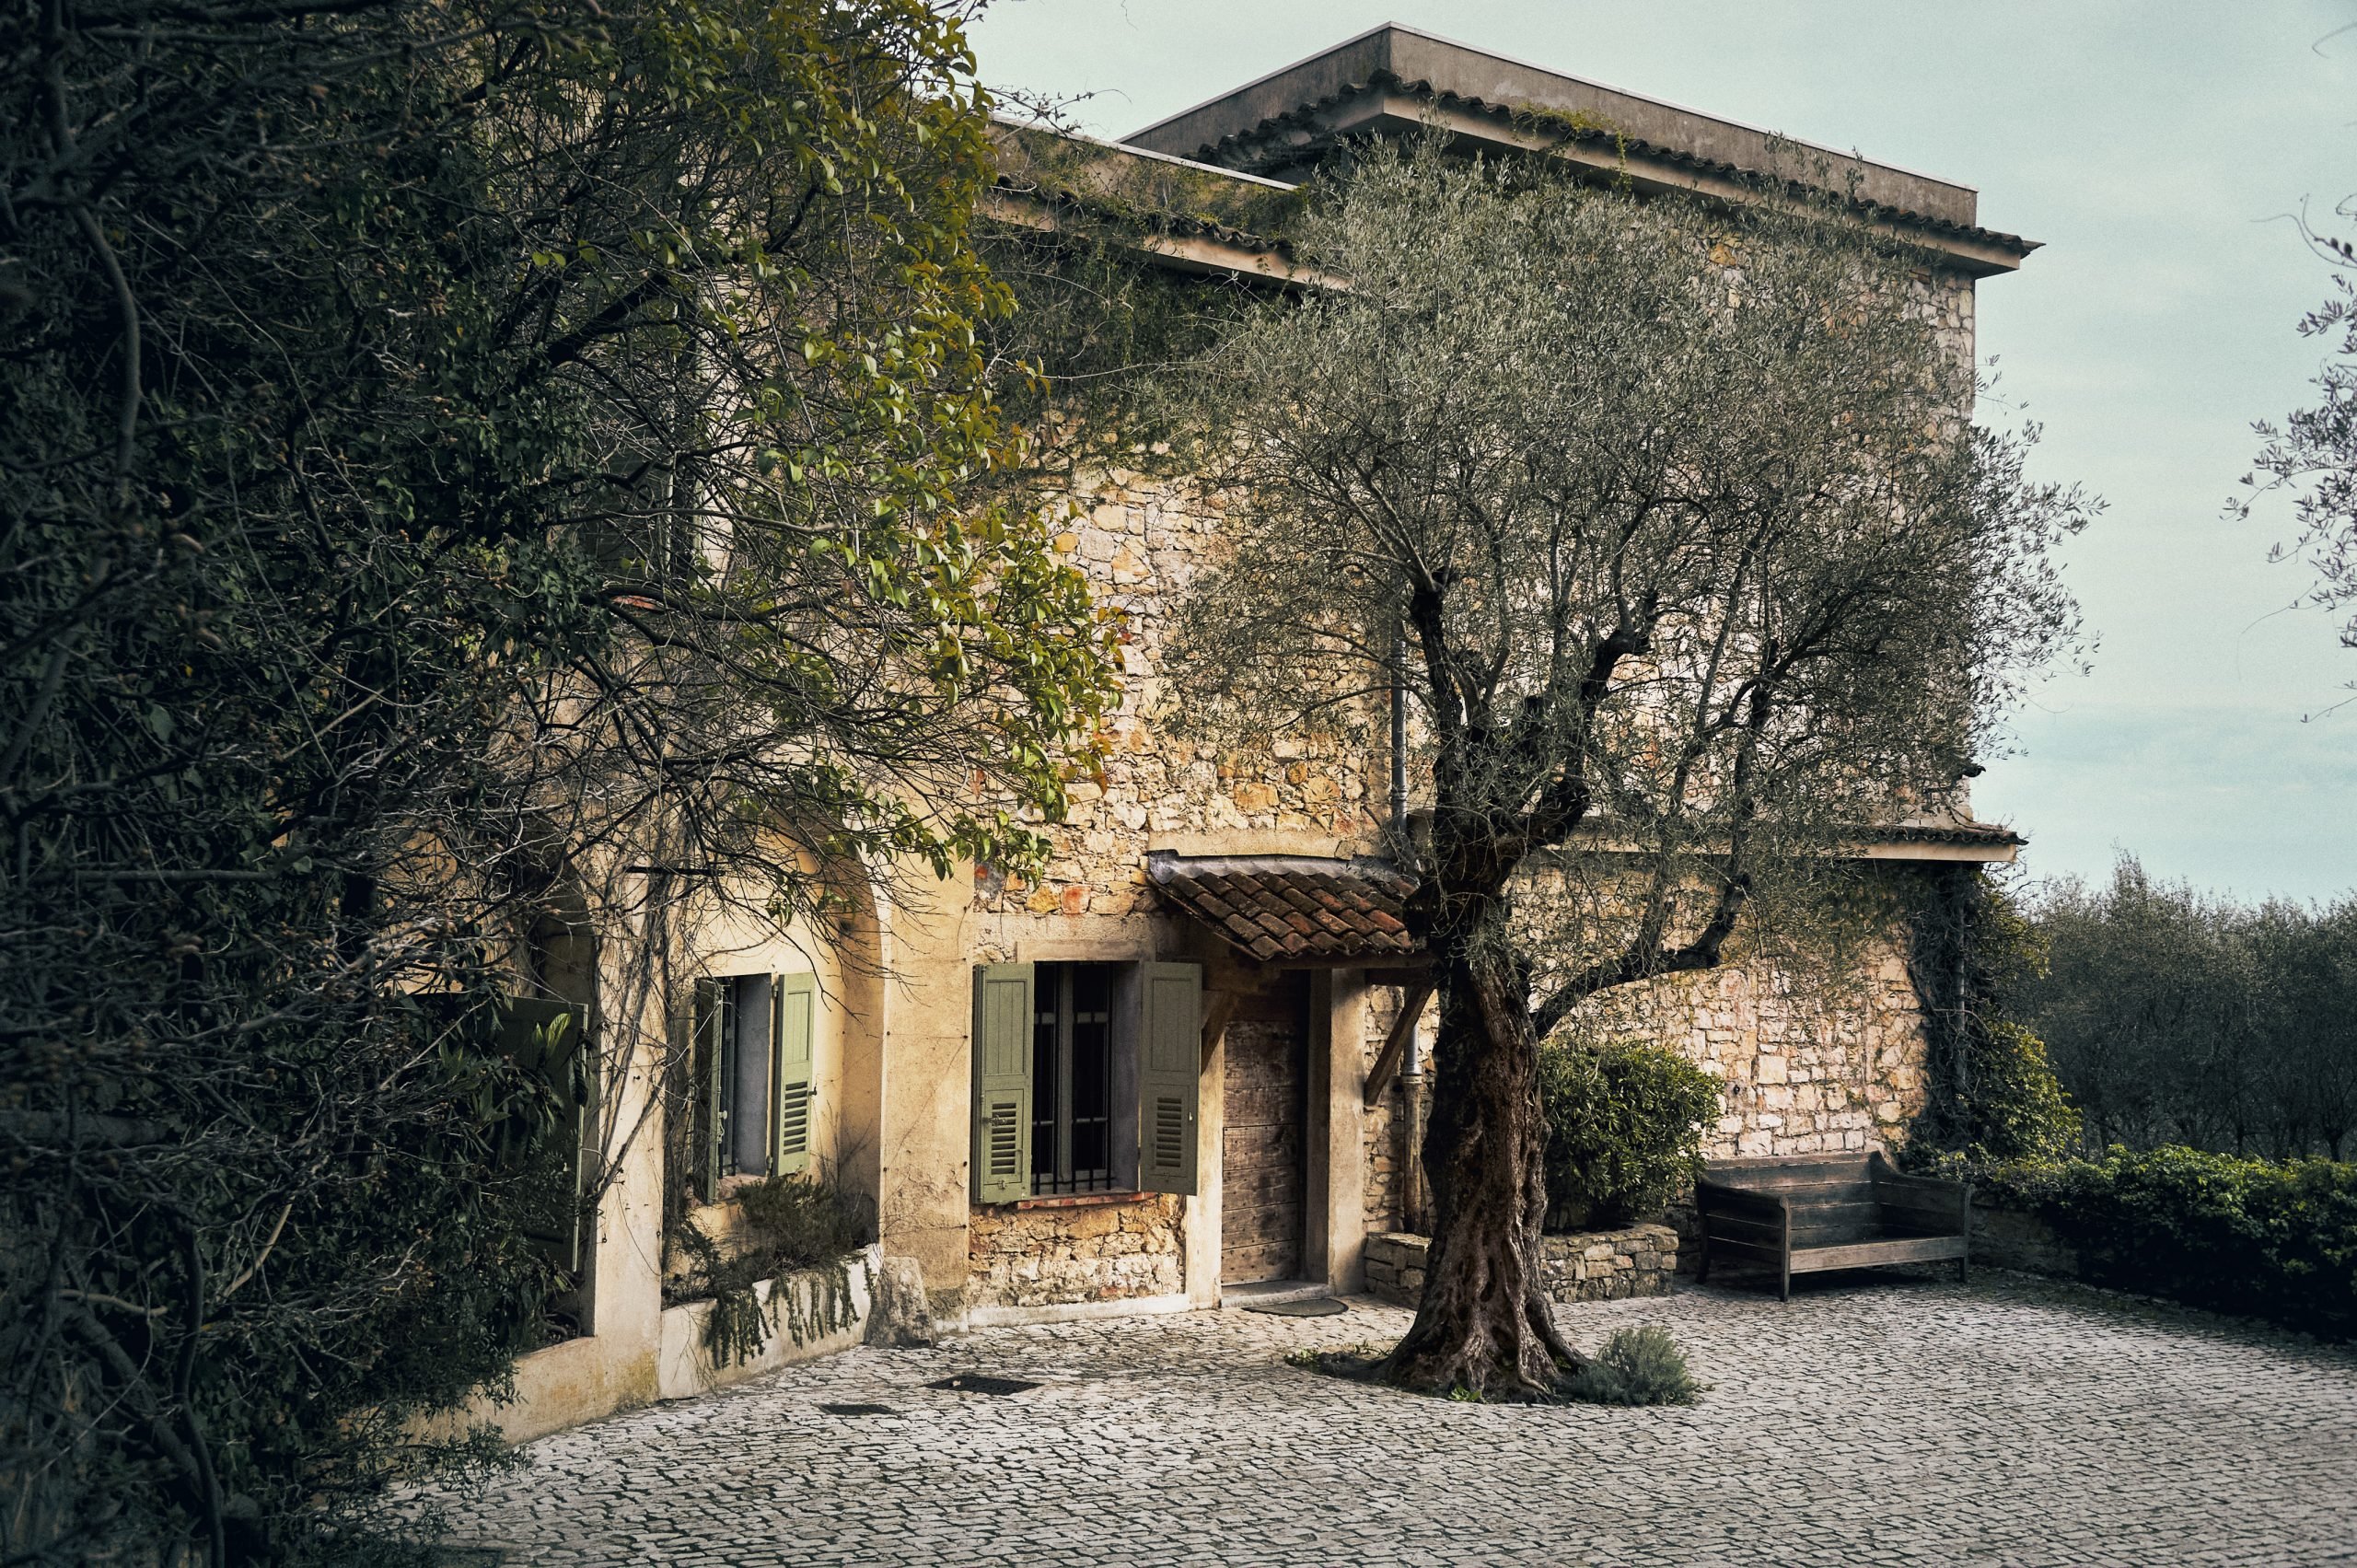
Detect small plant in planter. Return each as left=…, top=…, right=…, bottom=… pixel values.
left=667, top=1174, right=873, bottom=1365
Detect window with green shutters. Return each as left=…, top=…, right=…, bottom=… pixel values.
left=688, top=971, right=821, bottom=1202
left=970, top=959, right=1201, bottom=1204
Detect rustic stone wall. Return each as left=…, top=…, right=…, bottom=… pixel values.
left=1364, top=1224, right=1679, bottom=1308
left=1573, top=930, right=1930, bottom=1159
left=1969, top=1199, right=2081, bottom=1277
left=967, top=467, right=1386, bottom=921
left=1360, top=982, right=1425, bottom=1237
left=966, top=1193, right=1184, bottom=1308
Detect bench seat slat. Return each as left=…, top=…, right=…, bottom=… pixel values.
left=1789, top=1234, right=1968, bottom=1272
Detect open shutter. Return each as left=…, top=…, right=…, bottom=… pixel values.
left=772, top=972, right=816, bottom=1177
left=492, top=996, right=588, bottom=1272
left=1138, top=961, right=1202, bottom=1195
left=693, top=977, right=724, bottom=1203
left=971, top=963, right=1034, bottom=1204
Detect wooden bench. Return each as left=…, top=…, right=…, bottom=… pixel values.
left=1694, top=1152, right=1969, bottom=1300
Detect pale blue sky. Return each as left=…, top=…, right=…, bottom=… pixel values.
left=970, top=1, right=2357, bottom=903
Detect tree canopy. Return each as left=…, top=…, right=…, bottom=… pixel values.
left=1169, top=139, right=2089, bottom=1396
left=2242, top=206, right=2357, bottom=663
left=1, top=0, right=1114, bottom=1557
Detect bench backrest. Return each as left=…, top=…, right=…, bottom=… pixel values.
left=1702, top=1155, right=1873, bottom=1189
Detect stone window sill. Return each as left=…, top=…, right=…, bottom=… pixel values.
left=1012, top=1190, right=1153, bottom=1212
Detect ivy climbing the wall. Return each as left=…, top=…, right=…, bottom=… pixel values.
left=1901, top=867, right=2083, bottom=1165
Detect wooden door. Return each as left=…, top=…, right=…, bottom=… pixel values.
left=1221, top=981, right=1306, bottom=1284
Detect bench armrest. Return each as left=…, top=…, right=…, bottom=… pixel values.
left=1867, top=1152, right=1970, bottom=1201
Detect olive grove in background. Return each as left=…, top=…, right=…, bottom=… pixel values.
left=2011, top=858, right=2357, bottom=1160
left=0, top=0, right=1114, bottom=1559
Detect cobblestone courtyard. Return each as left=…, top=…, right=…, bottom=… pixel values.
left=427, top=1272, right=2357, bottom=1566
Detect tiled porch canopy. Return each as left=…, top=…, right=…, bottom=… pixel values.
left=1145, top=852, right=1422, bottom=963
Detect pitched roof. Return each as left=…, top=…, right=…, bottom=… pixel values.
left=1145, top=852, right=1421, bottom=962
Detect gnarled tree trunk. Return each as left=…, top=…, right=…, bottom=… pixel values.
left=1381, top=933, right=1578, bottom=1397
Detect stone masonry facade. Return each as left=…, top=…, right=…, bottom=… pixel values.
left=1363, top=1225, right=1680, bottom=1308
left=969, top=466, right=1384, bottom=923
left=1575, top=934, right=1930, bottom=1158
left=966, top=1193, right=1184, bottom=1310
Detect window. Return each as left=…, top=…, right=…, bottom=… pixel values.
left=690, top=971, right=817, bottom=1202
left=1033, top=964, right=1116, bottom=1194
left=971, top=960, right=1202, bottom=1204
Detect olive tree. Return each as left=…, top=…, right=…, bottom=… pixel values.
left=1171, top=141, right=2086, bottom=1396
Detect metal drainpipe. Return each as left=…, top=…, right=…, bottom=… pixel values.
left=1389, top=623, right=1407, bottom=842
left=1400, top=1021, right=1429, bottom=1235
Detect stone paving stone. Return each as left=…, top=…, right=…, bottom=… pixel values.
left=416, top=1272, right=2357, bottom=1567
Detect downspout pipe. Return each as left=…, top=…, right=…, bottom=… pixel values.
left=1389, top=623, right=1407, bottom=843
left=1400, top=1022, right=1429, bottom=1235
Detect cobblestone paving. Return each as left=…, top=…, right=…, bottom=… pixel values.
left=424, top=1272, right=2357, bottom=1566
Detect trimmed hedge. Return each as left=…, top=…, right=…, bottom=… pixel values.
left=1962, top=1146, right=2357, bottom=1340
left=1538, top=1040, right=1724, bottom=1230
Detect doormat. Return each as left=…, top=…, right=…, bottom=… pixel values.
left=819, top=1402, right=897, bottom=1416
left=927, top=1373, right=1039, bottom=1396
left=1244, top=1297, right=1348, bottom=1318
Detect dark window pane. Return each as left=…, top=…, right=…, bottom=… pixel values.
left=1070, top=965, right=1111, bottom=1182
left=1032, top=964, right=1060, bottom=1182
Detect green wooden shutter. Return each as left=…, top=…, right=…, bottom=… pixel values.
left=492, top=996, right=588, bottom=1272
left=693, top=977, right=724, bottom=1203
left=772, top=971, right=816, bottom=1177
left=1138, top=962, right=1202, bottom=1195
left=971, top=963, right=1034, bottom=1204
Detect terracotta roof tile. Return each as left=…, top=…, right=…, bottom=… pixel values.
left=1146, top=853, right=1422, bottom=962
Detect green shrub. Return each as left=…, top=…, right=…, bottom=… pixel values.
left=1562, top=1327, right=1705, bottom=1407
left=1539, top=1040, right=1724, bottom=1229
left=1969, top=1146, right=2357, bottom=1339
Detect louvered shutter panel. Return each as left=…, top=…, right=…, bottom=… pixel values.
left=1137, top=962, right=1202, bottom=1195
left=492, top=996, right=588, bottom=1272
left=772, top=971, right=816, bottom=1177
left=970, top=963, right=1033, bottom=1204
left=693, top=977, right=724, bottom=1203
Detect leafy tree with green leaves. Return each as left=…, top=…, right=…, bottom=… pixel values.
left=2013, top=858, right=2357, bottom=1160
left=0, top=0, right=1113, bottom=1559
left=1168, top=139, right=2087, bottom=1397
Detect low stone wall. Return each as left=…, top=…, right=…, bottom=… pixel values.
left=1364, top=1224, right=1679, bottom=1307
left=1968, top=1199, right=2081, bottom=1277
left=967, top=1192, right=1185, bottom=1309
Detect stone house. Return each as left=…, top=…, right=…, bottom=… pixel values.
left=479, top=24, right=2036, bottom=1440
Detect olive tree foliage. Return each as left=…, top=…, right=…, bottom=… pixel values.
left=0, top=0, right=1113, bottom=1559
left=2238, top=205, right=2357, bottom=664
left=2015, top=859, right=2357, bottom=1160
left=1168, top=140, right=2088, bottom=1397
